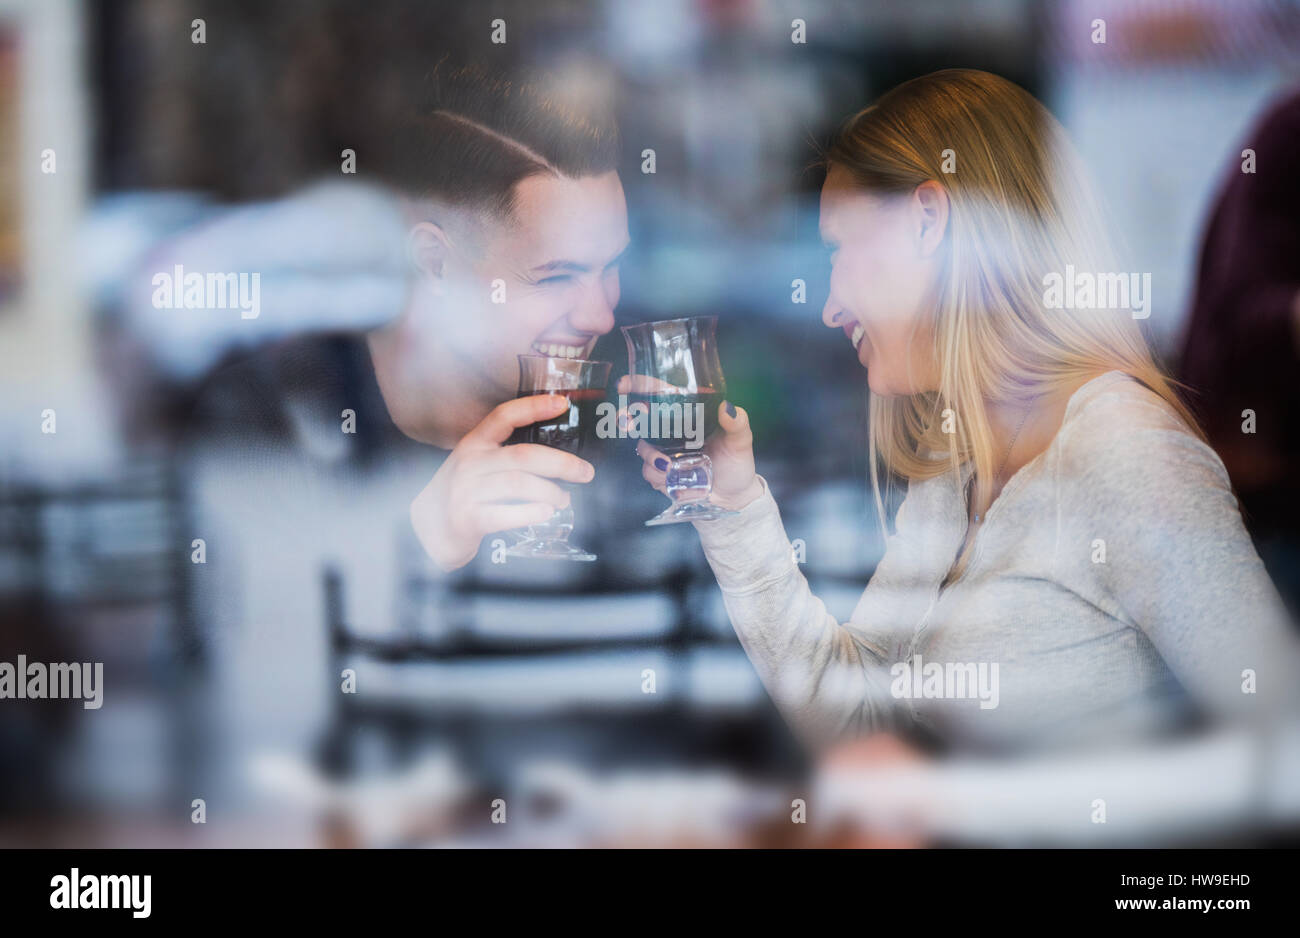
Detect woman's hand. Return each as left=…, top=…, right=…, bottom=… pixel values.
left=410, top=394, right=596, bottom=571
left=619, top=375, right=764, bottom=513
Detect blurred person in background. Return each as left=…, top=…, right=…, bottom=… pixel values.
left=1177, top=87, right=1300, bottom=625
left=633, top=69, right=1300, bottom=843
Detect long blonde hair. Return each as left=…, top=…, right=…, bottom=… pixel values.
left=823, top=69, right=1202, bottom=550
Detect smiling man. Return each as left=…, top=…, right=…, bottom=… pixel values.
left=140, top=61, right=629, bottom=581
left=367, top=61, right=630, bottom=570
left=371, top=65, right=629, bottom=447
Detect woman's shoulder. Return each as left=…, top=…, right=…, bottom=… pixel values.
left=1055, top=369, right=1232, bottom=499
left=1064, top=370, right=1184, bottom=430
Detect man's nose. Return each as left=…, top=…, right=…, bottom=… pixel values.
left=570, top=280, right=617, bottom=336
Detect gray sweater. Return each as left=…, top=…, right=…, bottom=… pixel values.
left=695, top=370, right=1300, bottom=758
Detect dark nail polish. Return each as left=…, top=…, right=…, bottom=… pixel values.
left=654, top=457, right=669, bottom=471
left=725, top=401, right=737, bottom=418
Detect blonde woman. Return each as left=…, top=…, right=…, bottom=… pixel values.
left=632, top=70, right=1300, bottom=790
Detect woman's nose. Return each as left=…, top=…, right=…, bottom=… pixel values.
left=822, top=297, right=846, bottom=329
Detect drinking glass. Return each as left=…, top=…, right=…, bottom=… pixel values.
left=620, top=317, right=738, bottom=525
left=505, top=355, right=611, bottom=561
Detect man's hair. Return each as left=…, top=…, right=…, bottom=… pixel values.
left=383, top=59, right=621, bottom=219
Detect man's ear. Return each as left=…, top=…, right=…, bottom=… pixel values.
left=912, top=180, right=950, bottom=258
left=408, top=221, right=453, bottom=282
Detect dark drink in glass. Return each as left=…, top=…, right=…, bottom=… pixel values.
left=509, top=387, right=607, bottom=453
left=505, top=357, right=611, bottom=561
left=624, top=387, right=723, bottom=447
left=621, top=317, right=737, bottom=524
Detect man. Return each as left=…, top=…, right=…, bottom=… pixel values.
left=101, top=62, right=629, bottom=820
left=372, top=62, right=629, bottom=568
left=84, top=56, right=634, bottom=842
left=132, top=61, right=629, bottom=572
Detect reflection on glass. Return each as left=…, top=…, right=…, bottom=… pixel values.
left=621, top=317, right=737, bottom=525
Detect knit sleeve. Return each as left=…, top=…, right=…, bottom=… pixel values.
left=691, top=475, right=932, bottom=752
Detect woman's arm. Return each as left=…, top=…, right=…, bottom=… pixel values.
left=629, top=399, right=936, bottom=752
left=692, top=473, right=924, bottom=752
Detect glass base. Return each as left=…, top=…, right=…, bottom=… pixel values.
left=644, top=499, right=740, bottom=526
left=504, top=538, right=597, bottom=562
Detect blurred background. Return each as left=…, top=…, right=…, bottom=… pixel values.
left=1, top=0, right=1298, bottom=847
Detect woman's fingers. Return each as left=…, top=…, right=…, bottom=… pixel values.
left=637, top=441, right=669, bottom=493
left=635, top=440, right=669, bottom=469
left=641, top=460, right=667, bottom=494
left=718, top=399, right=750, bottom=438
left=713, top=399, right=755, bottom=459
left=470, top=470, right=571, bottom=510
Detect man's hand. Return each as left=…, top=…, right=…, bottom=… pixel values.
left=411, top=394, right=595, bottom=571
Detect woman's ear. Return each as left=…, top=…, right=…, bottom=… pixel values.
left=407, top=221, right=452, bottom=282
left=912, top=180, right=950, bottom=258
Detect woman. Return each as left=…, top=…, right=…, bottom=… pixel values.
left=633, top=70, right=1300, bottom=761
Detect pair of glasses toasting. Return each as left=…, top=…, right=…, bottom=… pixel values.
left=505, top=316, right=736, bottom=561
left=619, top=316, right=738, bottom=526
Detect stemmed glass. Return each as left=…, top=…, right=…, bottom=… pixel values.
left=620, top=316, right=738, bottom=525
left=505, top=355, right=611, bottom=561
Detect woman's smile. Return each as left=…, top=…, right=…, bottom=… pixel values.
left=842, top=320, right=870, bottom=367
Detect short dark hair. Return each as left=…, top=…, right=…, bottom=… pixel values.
left=383, top=59, right=621, bottom=219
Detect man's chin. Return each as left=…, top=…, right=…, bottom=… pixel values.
left=493, top=368, right=522, bottom=402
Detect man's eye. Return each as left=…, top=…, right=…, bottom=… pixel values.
left=538, top=275, right=573, bottom=286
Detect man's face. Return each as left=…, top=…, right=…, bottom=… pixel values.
left=442, top=170, right=629, bottom=399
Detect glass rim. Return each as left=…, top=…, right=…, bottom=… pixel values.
left=515, top=353, right=613, bottom=368
left=619, top=315, right=717, bottom=332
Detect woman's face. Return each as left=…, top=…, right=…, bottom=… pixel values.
left=818, top=163, right=945, bottom=397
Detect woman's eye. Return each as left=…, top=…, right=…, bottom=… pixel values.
left=537, top=275, right=573, bottom=286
